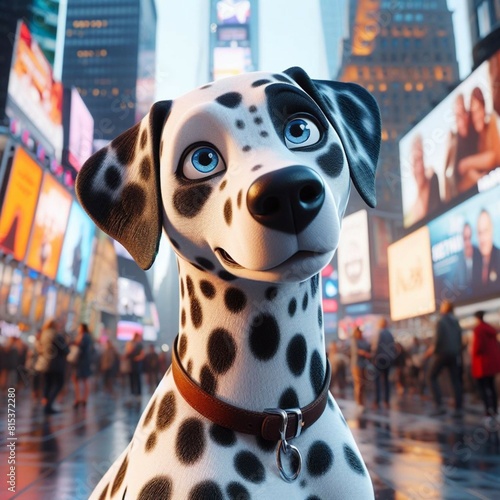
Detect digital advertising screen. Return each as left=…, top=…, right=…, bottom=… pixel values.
left=57, top=201, right=95, bottom=293
left=118, top=277, right=146, bottom=318
left=44, top=285, right=57, bottom=319
left=428, top=184, right=500, bottom=305
left=65, top=88, right=94, bottom=171
left=337, top=210, right=372, bottom=304
left=388, top=226, right=436, bottom=321
left=0, top=147, right=43, bottom=261
left=117, top=320, right=144, bottom=342
left=321, top=261, right=338, bottom=314
left=216, top=0, right=251, bottom=25
left=400, top=48, right=500, bottom=228
left=6, top=269, right=23, bottom=317
left=7, top=21, right=63, bottom=158
left=25, top=172, right=72, bottom=279
left=213, top=46, right=252, bottom=80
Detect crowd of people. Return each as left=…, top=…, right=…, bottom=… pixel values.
left=329, top=301, right=500, bottom=421
left=0, top=319, right=171, bottom=415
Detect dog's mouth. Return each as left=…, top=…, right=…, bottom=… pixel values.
left=215, top=247, right=324, bottom=271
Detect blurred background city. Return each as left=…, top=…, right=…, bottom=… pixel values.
left=0, top=1, right=500, bottom=499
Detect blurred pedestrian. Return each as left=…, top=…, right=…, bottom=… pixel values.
left=471, top=310, right=500, bottom=418
left=393, top=341, right=408, bottom=396
left=371, top=317, right=396, bottom=409
left=328, top=341, right=348, bottom=398
left=125, top=333, right=145, bottom=398
left=100, top=339, right=119, bottom=395
left=350, top=326, right=371, bottom=409
left=408, top=336, right=426, bottom=396
left=27, top=330, right=43, bottom=400
left=5, top=337, right=20, bottom=389
left=144, top=345, right=160, bottom=392
left=71, top=323, right=93, bottom=408
left=426, top=301, right=463, bottom=417
left=39, top=318, right=69, bottom=414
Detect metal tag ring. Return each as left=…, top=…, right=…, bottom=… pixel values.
left=275, top=440, right=302, bottom=483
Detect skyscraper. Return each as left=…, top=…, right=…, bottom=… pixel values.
left=319, top=0, right=348, bottom=79
left=339, top=0, right=460, bottom=215
left=62, top=0, right=156, bottom=143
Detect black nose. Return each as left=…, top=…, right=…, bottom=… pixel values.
left=247, top=165, right=325, bottom=234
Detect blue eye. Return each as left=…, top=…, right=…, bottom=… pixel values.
left=284, top=117, right=321, bottom=149
left=182, top=145, right=226, bottom=180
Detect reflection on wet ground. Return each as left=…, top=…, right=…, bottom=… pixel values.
left=0, top=389, right=499, bottom=499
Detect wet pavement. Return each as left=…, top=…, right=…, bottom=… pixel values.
left=1, top=384, right=499, bottom=500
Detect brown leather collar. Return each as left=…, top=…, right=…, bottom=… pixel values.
left=172, top=335, right=331, bottom=441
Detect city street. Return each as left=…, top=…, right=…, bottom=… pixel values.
left=1, top=383, right=499, bottom=500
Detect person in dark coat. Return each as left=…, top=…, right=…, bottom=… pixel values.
left=71, top=323, right=93, bottom=408
left=125, top=333, right=145, bottom=398
left=471, top=310, right=500, bottom=417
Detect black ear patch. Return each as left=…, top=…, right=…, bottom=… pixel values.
left=284, top=67, right=381, bottom=208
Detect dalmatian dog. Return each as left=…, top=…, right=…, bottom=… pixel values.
left=76, top=67, right=380, bottom=500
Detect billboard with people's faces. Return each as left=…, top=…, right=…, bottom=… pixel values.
left=428, top=184, right=500, bottom=305
left=400, top=48, right=500, bottom=228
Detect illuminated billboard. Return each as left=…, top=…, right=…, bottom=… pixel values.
left=428, top=184, right=500, bottom=305
left=25, top=173, right=72, bottom=279
left=0, top=147, right=43, bottom=261
left=400, top=49, right=500, bottom=228
left=56, top=201, right=95, bottom=293
left=388, top=226, right=436, bottom=321
left=213, top=46, right=252, bottom=80
left=216, top=0, right=251, bottom=24
left=337, top=210, right=371, bottom=304
left=7, top=21, right=63, bottom=158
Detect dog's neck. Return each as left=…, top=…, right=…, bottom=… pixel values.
left=176, top=260, right=327, bottom=412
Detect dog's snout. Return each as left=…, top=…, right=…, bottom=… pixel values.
left=247, top=165, right=325, bottom=234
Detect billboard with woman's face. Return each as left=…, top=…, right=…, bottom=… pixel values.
left=400, top=49, right=500, bottom=228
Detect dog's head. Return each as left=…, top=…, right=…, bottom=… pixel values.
left=76, top=67, right=380, bottom=283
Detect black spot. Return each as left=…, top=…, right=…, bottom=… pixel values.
left=273, top=73, right=293, bottom=83
left=310, top=350, right=325, bottom=396
left=255, top=433, right=276, bottom=453
left=286, top=334, right=307, bottom=376
left=344, top=444, right=366, bottom=475
left=249, top=314, right=280, bottom=361
left=302, top=292, right=309, bottom=311
left=318, top=305, right=323, bottom=328
left=170, top=238, right=180, bottom=250
left=234, top=451, right=266, bottom=483
left=237, top=190, right=242, bottom=208
left=251, top=164, right=262, bottom=171
left=143, top=397, right=157, bottom=426
left=226, top=482, right=250, bottom=500
left=140, top=129, right=147, bottom=148
left=249, top=105, right=257, bottom=113
left=288, top=298, right=297, bottom=317
left=195, top=257, right=215, bottom=270
left=300, top=480, right=307, bottom=488
left=224, top=287, right=247, bottom=313
left=173, top=184, right=212, bottom=218
left=311, top=274, right=319, bottom=297
left=105, top=166, right=121, bottom=190
left=224, top=198, right=232, bottom=225
left=111, top=455, right=128, bottom=496
left=219, top=180, right=227, bottom=191
left=140, top=156, right=151, bottom=181
left=260, top=131, right=269, bottom=137
left=138, top=476, right=172, bottom=500
left=254, top=116, right=263, bottom=125
left=242, top=145, right=251, bottom=152
left=208, top=328, right=236, bottom=374
left=191, top=262, right=205, bottom=272
left=180, top=278, right=185, bottom=298
left=236, top=119, right=245, bottom=129
left=191, top=297, right=203, bottom=328
left=317, top=143, right=344, bottom=178
left=265, top=286, right=278, bottom=300
left=186, top=276, right=194, bottom=297
left=98, top=484, right=108, bottom=500
left=279, top=387, right=299, bottom=408
left=306, top=497, right=321, bottom=500
left=216, top=92, right=242, bottom=108
left=176, top=418, right=206, bottom=464
left=252, top=79, right=271, bottom=87
left=145, top=431, right=157, bottom=452
left=181, top=309, right=186, bottom=327
left=189, top=481, right=223, bottom=500
left=200, top=365, right=217, bottom=395
left=179, top=334, right=188, bottom=359
left=219, top=270, right=237, bottom=281
left=200, top=84, right=212, bottom=89
left=121, top=184, right=146, bottom=217
left=187, top=359, right=193, bottom=375
left=307, top=441, right=334, bottom=476
left=112, top=122, right=140, bottom=165
left=210, top=424, right=236, bottom=447
left=200, top=280, right=216, bottom=299
left=157, top=391, right=176, bottom=430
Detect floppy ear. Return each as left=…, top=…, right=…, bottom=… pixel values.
left=76, top=100, right=172, bottom=269
left=284, top=67, right=381, bottom=208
